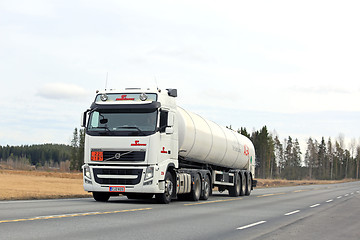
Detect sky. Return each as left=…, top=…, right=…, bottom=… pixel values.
left=1, top=0, right=360, bottom=153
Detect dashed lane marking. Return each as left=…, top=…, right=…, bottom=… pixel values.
left=337, top=196, right=342, bottom=199
left=0, top=208, right=152, bottom=224
left=310, top=204, right=320, bottom=208
left=284, top=210, right=300, bottom=216
left=257, top=193, right=286, bottom=198
left=237, top=221, right=267, bottom=230
left=184, top=198, right=239, bottom=206
left=326, top=199, right=333, bottom=203
left=293, top=189, right=310, bottom=193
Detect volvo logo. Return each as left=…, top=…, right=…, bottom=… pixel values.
left=115, top=153, right=121, bottom=160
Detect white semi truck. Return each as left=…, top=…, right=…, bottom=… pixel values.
left=82, top=88, right=257, bottom=203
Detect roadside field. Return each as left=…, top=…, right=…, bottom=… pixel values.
left=0, top=169, right=356, bottom=200
left=0, top=170, right=91, bottom=200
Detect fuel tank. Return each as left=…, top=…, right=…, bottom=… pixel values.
left=177, top=107, right=255, bottom=171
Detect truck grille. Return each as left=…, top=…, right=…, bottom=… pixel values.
left=103, top=151, right=145, bottom=162
left=93, top=168, right=142, bottom=185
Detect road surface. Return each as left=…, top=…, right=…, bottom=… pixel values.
left=1, top=181, right=360, bottom=240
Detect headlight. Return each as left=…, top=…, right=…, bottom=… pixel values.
left=84, top=166, right=91, bottom=179
left=144, top=166, right=154, bottom=180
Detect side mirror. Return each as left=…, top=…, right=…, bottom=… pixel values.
left=81, top=112, right=86, bottom=127
left=81, top=109, right=91, bottom=127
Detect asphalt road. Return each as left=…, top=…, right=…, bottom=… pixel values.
left=1, top=181, right=360, bottom=240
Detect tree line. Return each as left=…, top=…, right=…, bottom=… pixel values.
left=0, top=128, right=84, bottom=171
left=1, top=126, right=360, bottom=180
left=0, top=144, right=72, bottom=168
left=237, top=126, right=360, bottom=180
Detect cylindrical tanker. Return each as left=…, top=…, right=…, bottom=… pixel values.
left=177, top=107, right=255, bottom=173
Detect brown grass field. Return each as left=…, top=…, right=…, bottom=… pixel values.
left=0, top=170, right=91, bottom=200
left=0, top=169, right=356, bottom=201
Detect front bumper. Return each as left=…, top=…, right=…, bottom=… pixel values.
left=83, top=164, right=165, bottom=194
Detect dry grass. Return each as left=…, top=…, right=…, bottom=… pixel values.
left=0, top=169, right=357, bottom=201
left=0, top=170, right=91, bottom=200
left=256, top=178, right=356, bottom=188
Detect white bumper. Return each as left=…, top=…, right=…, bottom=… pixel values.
left=83, top=164, right=166, bottom=194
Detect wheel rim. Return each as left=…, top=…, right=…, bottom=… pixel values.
left=165, top=178, right=173, bottom=197
left=204, top=177, right=210, bottom=197
left=236, top=176, right=241, bottom=194
left=195, top=178, right=201, bottom=199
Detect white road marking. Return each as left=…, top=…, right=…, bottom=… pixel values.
left=237, top=221, right=267, bottom=230
left=326, top=199, right=333, bottom=203
left=351, top=192, right=354, bottom=195
left=337, top=196, right=342, bottom=199
left=284, top=210, right=300, bottom=216
left=310, top=204, right=320, bottom=208
left=345, top=194, right=349, bottom=197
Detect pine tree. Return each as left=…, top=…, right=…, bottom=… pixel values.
left=70, top=128, right=79, bottom=171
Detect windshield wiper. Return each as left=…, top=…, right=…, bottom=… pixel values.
left=116, top=126, right=146, bottom=136
left=93, top=126, right=114, bottom=135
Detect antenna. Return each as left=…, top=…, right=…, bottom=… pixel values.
left=105, top=72, right=108, bottom=90
left=154, top=75, right=159, bottom=90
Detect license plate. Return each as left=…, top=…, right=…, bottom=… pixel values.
left=109, top=186, right=125, bottom=192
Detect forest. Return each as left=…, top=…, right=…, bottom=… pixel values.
left=1, top=126, right=359, bottom=180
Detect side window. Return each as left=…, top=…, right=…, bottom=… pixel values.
left=159, top=110, right=168, bottom=133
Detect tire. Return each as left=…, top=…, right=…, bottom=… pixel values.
left=229, top=173, right=241, bottom=197
left=156, top=171, right=174, bottom=204
left=240, top=172, right=246, bottom=196
left=93, top=192, right=110, bottom=202
left=200, top=174, right=211, bottom=200
left=189, top=173, right=201, bottom=201
left=126, top=193, right=154, bottom=200
left=245, top=172, right=252, bottom=196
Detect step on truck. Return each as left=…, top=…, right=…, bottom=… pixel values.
left=82, top=88, right=257, bottom=203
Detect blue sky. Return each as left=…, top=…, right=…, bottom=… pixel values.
left=1, top=0, right=360, bottom=152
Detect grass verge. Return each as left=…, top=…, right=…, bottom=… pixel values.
left=0, top=169, right=357, bottom=201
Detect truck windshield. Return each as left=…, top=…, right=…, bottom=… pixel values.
left=87, top=110, right=158, bottom=136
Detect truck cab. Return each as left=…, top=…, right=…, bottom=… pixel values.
left=82, top=88, right=179, bottom=203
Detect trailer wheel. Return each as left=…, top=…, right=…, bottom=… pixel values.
left=200, top=174, right=211, bottom=200
left=189, top=174, right=201, bottom=201
left=229, top=174, right=240, bottom=197
left=156, top=171, right=174, bottom=204
left=240, top=172, right=246, bottom=196
left=93, top=192, right=110, bottom=202
left=245, top=173, right=252, bottom=196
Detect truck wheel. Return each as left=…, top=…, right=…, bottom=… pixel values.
left=245, top=172, right=252, bottom=196
left=240, top=172, right=246, bottom=196
left=229, top=173, right=240, bottom=197
left=155, top=171, right=174, bottom=204
left=189, top=174, right=201, bottom=201
left=93, top=192, right=110, bottom=202
left=200, top=174, right=211, bottom=200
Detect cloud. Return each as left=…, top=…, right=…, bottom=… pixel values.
left=37, top=82, right=88, bottom=100
left=290, top=86, right=351, bottom=95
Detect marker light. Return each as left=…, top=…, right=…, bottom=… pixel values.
left=100, top=94, right=108, bottom=101
left=140, top=93, right=148, bottom=101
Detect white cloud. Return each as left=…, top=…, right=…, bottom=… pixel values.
left=37, top=82, right=88, bottom=100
